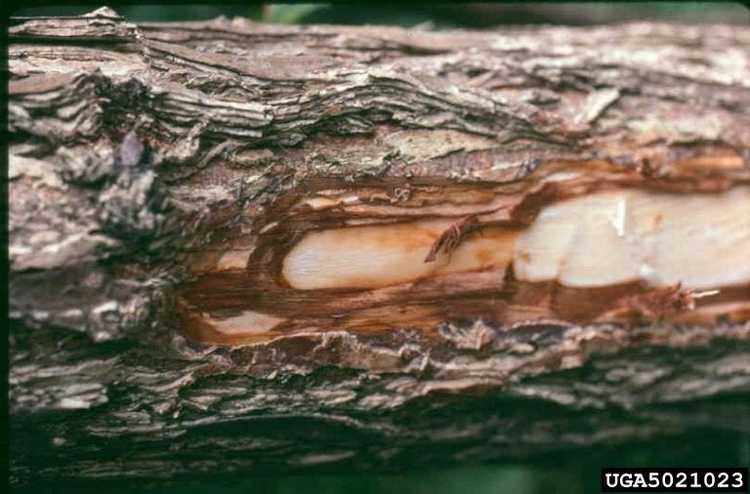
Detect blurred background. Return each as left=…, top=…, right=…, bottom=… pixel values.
left=9, top=3, right=750, bottom=493
left=12, top=2, right=750, bottom=26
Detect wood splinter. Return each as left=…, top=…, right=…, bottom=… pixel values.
left=424, top=214, right=481, bottom=263
left=606, top=284, right=722, bottom=321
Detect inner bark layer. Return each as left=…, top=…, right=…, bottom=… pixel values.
left=177, top=161, right=750, bottom=345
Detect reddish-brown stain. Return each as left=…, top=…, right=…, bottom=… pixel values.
left=374, top=223, right=439, bottom=252
left=653, top=213, right=664, bottom=229
left=176, top=160, right=750, bottom=346
left=475, top=247, right=494, bottom=266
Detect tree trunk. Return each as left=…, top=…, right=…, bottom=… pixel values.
left=8, top=7, right=750, bottom=484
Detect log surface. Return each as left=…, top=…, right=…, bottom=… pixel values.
left=8, top=7, right=750, bottom=483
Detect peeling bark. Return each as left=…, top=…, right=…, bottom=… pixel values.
left=8, top=7, right=750, bottom=483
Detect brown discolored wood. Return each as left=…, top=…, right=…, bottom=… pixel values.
left=7, top=8, right=750, bottom=483
left=176, top=160, right=750, bottom=345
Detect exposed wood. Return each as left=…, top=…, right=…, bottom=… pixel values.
left=178, top=170, right=750, bottom=345
left=7, top=7, right=750, bottom=484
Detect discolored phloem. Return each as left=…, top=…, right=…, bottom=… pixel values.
left=177, top=159, right=750, bottom=345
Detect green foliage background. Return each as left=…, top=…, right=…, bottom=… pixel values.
left=13, top=2, right=750, bottom=26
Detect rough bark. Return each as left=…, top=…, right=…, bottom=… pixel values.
left=8, top=7, right=750, bottom=484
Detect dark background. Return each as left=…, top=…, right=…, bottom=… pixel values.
left=12, top=2, right=750, bottom=26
